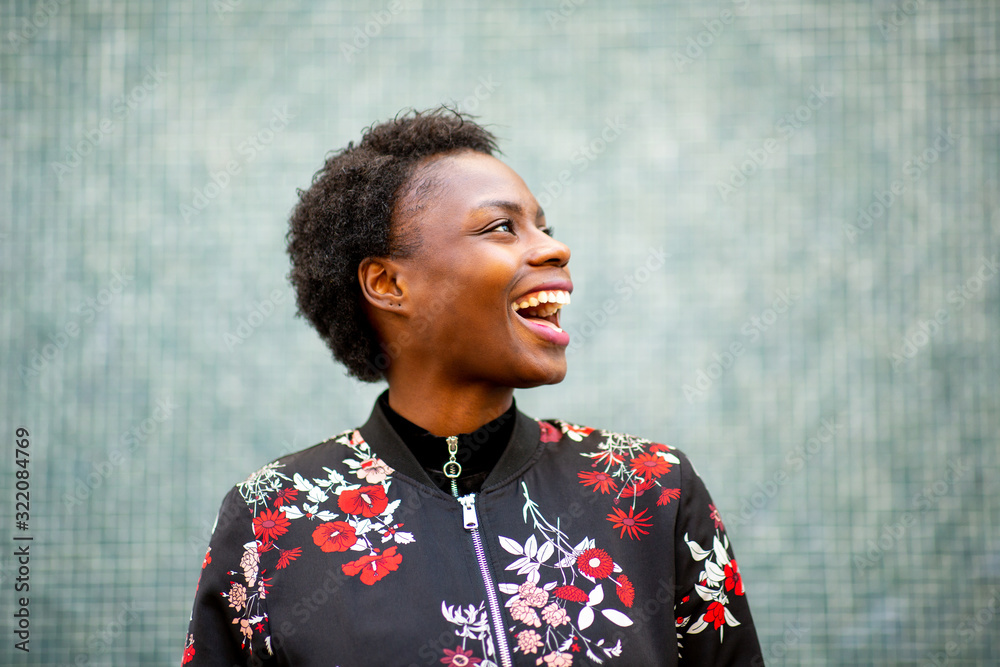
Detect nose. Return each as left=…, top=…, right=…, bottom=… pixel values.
left=527, top=228, right=571, bottom=268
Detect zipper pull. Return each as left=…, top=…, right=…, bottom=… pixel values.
left=457, top=494, right=478, bottom=530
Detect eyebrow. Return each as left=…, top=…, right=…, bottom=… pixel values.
left=473, top=199, right=546, bottom=222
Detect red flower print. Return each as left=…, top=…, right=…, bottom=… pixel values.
left=276, top=546, right=302, bottom=569
left=578, top=470, right=618, bottom=494
left=724, top=559, right=744, bottom=596
left=620, top=478, right=655, bottom=499
left=338, top=485, right=389, bottom=517
left=273, top=487, right=298, bottom=507
left=709, top=503, right=725, bottom=530
left=440, top=645, right=482, bottom=666
left=342, top=546, right=402, bottom=585
left=607, top=506, right=653, bottom=540
left=615, top=574, right=635, bottom=607
left=704, top=601, right=727, bottom=629
left=649, top=442, right=671, bottom=454
left=628, top=453, right=673, bottom=481
left=552, top=585, right=589, bottom=603
left=576, top=548, right=614, bottom=579
left=201, top=548, right=211, bottom=569
left=587, top=449, right=624, bottom=467
left=657, top=487, right=681, bottom=506
left=182, top=644, right=195, bottom=664
left=252, top=508, right=290, bottom=543
left=538, top=421, right=561, bottom=443
left=313, top=521, right=357, bottom=552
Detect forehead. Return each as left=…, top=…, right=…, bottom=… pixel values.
left=404, top=150, right=538, bottom=218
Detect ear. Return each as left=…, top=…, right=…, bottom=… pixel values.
left=358, top=257, right=407, bottom=314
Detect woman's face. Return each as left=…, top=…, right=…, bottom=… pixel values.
left=387, top=150, right=573, bottom=389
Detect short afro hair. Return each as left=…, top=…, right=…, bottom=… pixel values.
left=286, top=107, right=499, bottom=382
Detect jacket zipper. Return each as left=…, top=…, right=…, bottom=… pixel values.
left=457, top=493, right=514, bottom=667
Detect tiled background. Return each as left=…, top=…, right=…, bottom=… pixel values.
left=2, top=0, right=998, bottom=664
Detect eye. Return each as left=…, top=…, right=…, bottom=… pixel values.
left=489, top=219, right=514, bottom=234
left=539, top=225, right=554, bottom=237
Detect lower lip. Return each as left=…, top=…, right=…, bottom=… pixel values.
left=516, top=314, right=570, bottom=346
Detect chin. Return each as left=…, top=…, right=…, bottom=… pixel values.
left=510, top=360, right=567, bottom=388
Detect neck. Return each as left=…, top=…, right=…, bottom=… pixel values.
left=385, top=381, right=514, bottom=437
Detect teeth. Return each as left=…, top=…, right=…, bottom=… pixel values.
left=512, top=290, right=570, bottom=308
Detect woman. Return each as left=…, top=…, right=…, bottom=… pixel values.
left=182, top=108, right=763, bottom=666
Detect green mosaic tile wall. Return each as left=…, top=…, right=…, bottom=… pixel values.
left=2, top=0, right=998, bottom=664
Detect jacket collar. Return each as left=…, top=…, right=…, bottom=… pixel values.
left=357, top=396, right=542, bottom=495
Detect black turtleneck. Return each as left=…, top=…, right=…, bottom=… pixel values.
left=376, top=391, right=517, bottom=496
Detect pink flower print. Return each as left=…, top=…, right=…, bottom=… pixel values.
left=541, top=602, right=569, bottom=628
left=518, top=581, right=549, bottom=608
left=541, top=652, right=574, bottom=666
left=355, top=457, right=393, bottom=484
left=227, top=582, right=247, bottom=612
left=510, top=597, right=542, bottom=627
left=516, top=629, right=544, bottom=654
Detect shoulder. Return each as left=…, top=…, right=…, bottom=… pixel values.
left=537, top=417, right=696, bottom=467
left=535, top=417, right=706, bottom=500
left=232, top=426, right=381, bottom=508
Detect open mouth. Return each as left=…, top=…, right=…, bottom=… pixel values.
left=511, top=289, right=571, bottom=334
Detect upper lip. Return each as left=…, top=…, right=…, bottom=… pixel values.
left=512, top=279, right=574, bottom=303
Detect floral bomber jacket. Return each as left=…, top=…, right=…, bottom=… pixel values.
left=182, top=401, right=763, bottom=666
